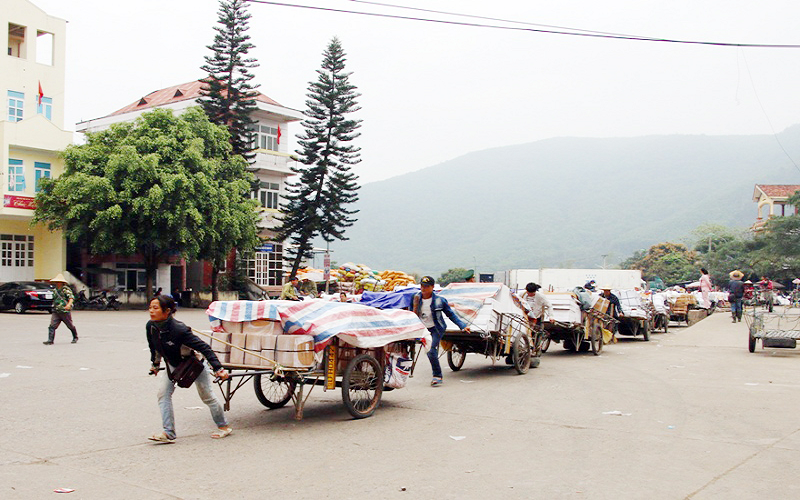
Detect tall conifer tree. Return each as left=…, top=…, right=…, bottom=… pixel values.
left=277, top=37, right=362, bottom=278
left=199, top=0, right=258, bottom=162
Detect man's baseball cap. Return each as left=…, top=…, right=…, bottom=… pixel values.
left=420, top=276, right=435, bottom=286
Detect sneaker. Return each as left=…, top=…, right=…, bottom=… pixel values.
left=43, top=341, right=53, bottom=345
left=148, top=432, right=175, bottom=444
left=430, top=377, right=443, bottom=387
left=71, top=338, right=78, bottom=344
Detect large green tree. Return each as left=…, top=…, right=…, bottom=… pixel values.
left=277, top=37, right=362, bottom=278
left=622, top=242, right=699, bottom=285
left=32, top=107, right=260, bottom=296
left=199, top=0, right=258, bottom=161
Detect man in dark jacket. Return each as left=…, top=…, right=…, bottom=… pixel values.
left=728, top=270, right=745, bottom=323
left=411, top=276, right=470, bottom=387
left=146, top=295, right=231, bottom=443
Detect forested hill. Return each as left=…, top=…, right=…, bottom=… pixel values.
left=325, top=125, right=800, bottom=276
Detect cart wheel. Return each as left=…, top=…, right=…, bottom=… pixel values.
left=541, top=336, right=551, bottom=353
left=512, top=334, right=532, bottom=374
left=342, top=354, right=383, bottom=419
left=578, top=341, right=591, bottom=352
left=563, top=338, right=577, bottom=351
left=748, top=329, right=757, bottom=353
left=590, top=323, right=603, bottom=356
left=642, top=321, right=650, bottom=341
left=254, top=374, right=296, bottom=409
left=447, top=345, right=466, bottom=371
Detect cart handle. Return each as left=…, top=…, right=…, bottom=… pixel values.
left=191, top=327, right=286, bottom=377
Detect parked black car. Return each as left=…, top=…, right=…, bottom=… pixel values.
left=0, top=281, right=56, bottom=314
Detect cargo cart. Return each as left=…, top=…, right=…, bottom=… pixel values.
left=745, top=309, right=800, bottom=353
left=200, top=300, right=431, bottom=420
left=437, top=283, right=541, bottom=374
left=541, top=291, right=615, bottom=355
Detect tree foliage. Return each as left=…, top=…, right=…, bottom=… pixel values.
left=277, top=37, right=362, bottom=278
left=621, top=242, right=699, bottom=285
left=199, top=0, right=258, bottom=161
left=437, top=268, right=469, bottom=287
left=32, top=107, right=260, bottom=295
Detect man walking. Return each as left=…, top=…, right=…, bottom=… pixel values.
left=44, top=273, right=78, bottom=345
left=728, top=270, right=745, bottom=322
left=410, top=276, right=469, bottom=387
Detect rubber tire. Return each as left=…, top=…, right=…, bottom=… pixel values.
left=642, top=321, right=650, bottom=341
left=253, top=374, right=296, bottom=409
left=111, top=302, right=120, bottom=311
left=14, top=301, right=25, bottom=314
left=342, top=354, right=383, bottom=419
left=748, top=330, right=757, bottom=353
left=447, top=345, right=466, bottom=371
left=512, top=334, right=532, bottom=374
left=541, top=337, right=551, bottom=353
left=578, top=341, right=591, bottom=352
left=563, top=338, right=577, bottom=351
left=590, top=323, right=603, bottom=356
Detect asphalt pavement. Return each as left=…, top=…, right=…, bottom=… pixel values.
left=1, top=306, right=799, bottom=499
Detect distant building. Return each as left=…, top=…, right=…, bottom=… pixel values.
left=76, top=80, right=304, bottom=293
left=1, top=0, right=72, bottom=282
left=752, top=184, right=800, bottom=232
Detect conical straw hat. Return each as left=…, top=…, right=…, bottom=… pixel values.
left=50, top=273, right=68, bottom=283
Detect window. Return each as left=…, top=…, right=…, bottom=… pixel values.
left=34, top=162, right=50, bottom=191
left=37, top=96, right=52, bottom=120
left=249, top=124, right=279, bottom=151
left=0, top=235, right=34, bottom=268
left=7, top=23, right=26, bottom=58
left=8, top=91, right=24, bottom=122
left=252, top=182, right=280, bottom=210
left=35, top=31, right=53, bottom=65
left=244, top=244, right=284, bottom=286
left=8, top=159, right=25, bottom=192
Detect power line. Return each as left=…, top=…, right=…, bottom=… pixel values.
left=245, top=0, right=800, bottom=49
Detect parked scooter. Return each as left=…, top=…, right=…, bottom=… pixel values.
left=104, top=291, right=121, bottom=310
left=74, top=289, right=109, bottom=310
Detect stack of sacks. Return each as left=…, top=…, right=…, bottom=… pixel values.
left=297, top=267, right=340, bottom=282
left=379, top=270, right=416, bottom=291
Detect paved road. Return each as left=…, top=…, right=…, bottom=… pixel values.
left=1, top=307, right=799, bottom=499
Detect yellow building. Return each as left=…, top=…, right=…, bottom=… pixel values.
left=1, top=0, right=71, bottom=281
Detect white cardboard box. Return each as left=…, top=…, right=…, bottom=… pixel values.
left=242, top=319, right=282, bottom=336
left=275, top=335, right=315, bottom=368
left=221, top=321, right=242, bottom=334
left=209, top=331, right=232, bottom=354
left=229, top=333, right=247, bottom=365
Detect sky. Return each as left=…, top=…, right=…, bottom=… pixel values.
left=32, top=0, right=800, bottom=184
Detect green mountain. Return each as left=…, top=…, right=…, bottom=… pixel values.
left=325, top=126, right=800, bottom=277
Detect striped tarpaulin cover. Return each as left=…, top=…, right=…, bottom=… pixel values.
left=206, top=300, right=292, bottom=331
left=438, top=283, right=504, bottom=323
left=279, top=300, right=430, bottom=352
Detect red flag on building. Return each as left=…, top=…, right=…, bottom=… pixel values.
left=37, top=81, right=44, bottom=106
left=277, top=124, right=282, bottom=145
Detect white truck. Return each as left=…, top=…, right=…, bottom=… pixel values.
left=506, top=268, right=644, bottom=293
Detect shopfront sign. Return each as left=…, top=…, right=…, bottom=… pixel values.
left=3, top=195, right=36, bottom=210
left=255, top=243, right=274, bottom=253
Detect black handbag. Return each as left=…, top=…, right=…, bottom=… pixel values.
left=167, top=354, right=204, bottom=388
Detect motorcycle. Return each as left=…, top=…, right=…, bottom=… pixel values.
left=104, top=291, right=121, bottom=311
left=74, top=289, right=108, bottom=310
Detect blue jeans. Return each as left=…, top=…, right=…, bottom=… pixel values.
left=731, top=298, right=743, bottom=319
left=426, top=327, right=443, bottom=379
left=158, top=361, right=227, bottom=439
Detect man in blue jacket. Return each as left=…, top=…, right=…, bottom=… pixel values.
left=411, top=276, right=470, bottom=387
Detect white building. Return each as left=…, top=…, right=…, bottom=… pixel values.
left=76, top=80, right=304, bottom=293
left=1, top=0, right=72, bottom=282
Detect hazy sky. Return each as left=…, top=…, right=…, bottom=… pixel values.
left=33, top=0, right=800, bottom=184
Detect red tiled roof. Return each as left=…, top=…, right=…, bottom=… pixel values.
left=755, top=184, right=800, bottom=198
left=110, top=80, right=282, bottom=116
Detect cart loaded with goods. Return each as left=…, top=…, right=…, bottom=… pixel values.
left=616, top=289, right=652, bottom=341
left=201, top=300, right=431, bottom=420
left=439, top=283, right=541, bottom=374
left=745, top=308, right=800, bottom=353
left=541, top=288, right=615, bottom=355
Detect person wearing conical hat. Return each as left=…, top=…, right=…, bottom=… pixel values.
left=44, top=273, right=78, bottom=345
left=727, top=270, right=745, bottom=323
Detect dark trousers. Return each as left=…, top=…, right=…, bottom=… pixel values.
left=426, top=327, right=443, bottom=379
left=48, top=311, right=78, bottom=342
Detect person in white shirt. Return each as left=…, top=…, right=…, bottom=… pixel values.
left=518, top=282, right=553, bottom=325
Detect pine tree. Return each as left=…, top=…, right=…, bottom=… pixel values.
left=277, top=37, right=362, bottom=278
left=199, top=0, right=259, bottom=162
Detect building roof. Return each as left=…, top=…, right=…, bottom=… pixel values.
left=753, top=184, right=800, bottom=201
left=110, top=80, right=283, bottom=116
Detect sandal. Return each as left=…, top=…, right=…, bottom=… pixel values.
left=430, top=377, right=443, bottom=387
left=148, top=432, right=175, bottom=444
left=211, top=427, right=233, bottom=439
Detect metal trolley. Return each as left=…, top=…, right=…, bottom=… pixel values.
left=542, top=308, right=614, bottom=355
left=198, top=331, right=421, bottom=420
left=442, top=312, right=540, bottom=375
left=745, top=309, right=800, bottom=353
